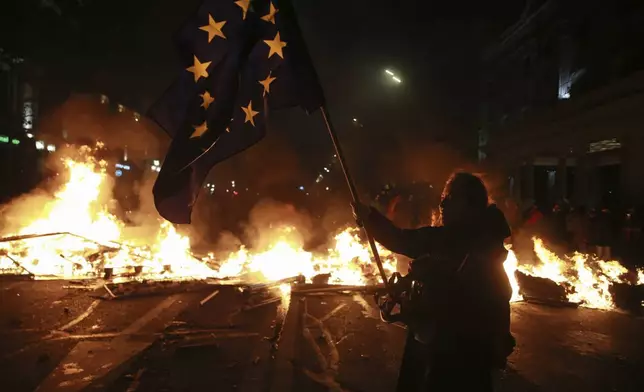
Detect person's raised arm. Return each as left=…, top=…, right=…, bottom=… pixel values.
left=352, top=202, right=441, bottom=259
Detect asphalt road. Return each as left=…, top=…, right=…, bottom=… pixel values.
left=0, top=279, right=643, bottom=392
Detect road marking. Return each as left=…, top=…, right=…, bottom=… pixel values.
left=36, top=294, right=190, bottom=392
left=269, top=297, right=304, bottom=392
left=352, top=294, right=379, bottom=320
left=125, top=368, right=146, bottom=392
left=119, top=295, right=178, bottom=336
left=58, top=300, right=101, bottom=331
left=318, top=303, right=347, bottom=323
left=0, top=281, right=24, bottom=291
left=199, top=289, right=219, bottom=306
left=306, top=313, right=339, bottom=372
left=303, top=326, right=328, bottom=369
left=300, top=299, right=344, bottom=392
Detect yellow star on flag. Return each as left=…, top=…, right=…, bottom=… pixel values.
left=261, top=3, right=279, bottom=24
left=190, top=121, right=208, bottom=138
left=241, top=101, right=259, bottom=127
left=235, top=0, right=251, bottom=20
left=200, top=91, right=215, bottom=109
left=264, top=32, right=287, bottom=59
left=199, top=15, right=227, bottom=42
left=259, top=73, right=277, bottom=96
left=186, top=55, right=211, bottom=82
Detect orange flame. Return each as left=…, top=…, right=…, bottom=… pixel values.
left=516, top=237, right=630, bottom=309
left=0, top=148, right=641, bottom=312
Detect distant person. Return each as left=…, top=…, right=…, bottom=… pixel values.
left=352, top=172, right=515, bottom=392
left=592, top=206, right=614, bottom=260
left=567, top=206, right=589, bottom=253
left=524, top=204, right=544, bottom=227
left=548, top=203, right=568, bottom=244
left=516, top=203, right=544, bottom=254
left=620, top=208, right=641, bottom=266
left=623, top=208, right=641, bottom=243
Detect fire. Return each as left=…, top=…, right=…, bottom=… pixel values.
left=514, top=237, right=631, bottom=310
left=210, top=227, right=397, bottom=285
left=0, top=147, right=641, bottom=312
left=0, top=147, right=397, bottom=286
left=502, top=246, right=522, bottom=302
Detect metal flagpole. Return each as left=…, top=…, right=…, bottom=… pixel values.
left=320, top=106, right=391, bottom=292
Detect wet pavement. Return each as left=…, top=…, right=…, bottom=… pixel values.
left=0, top=279, right=643, bottom=391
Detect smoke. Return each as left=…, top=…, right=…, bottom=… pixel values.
left=0, top=144, right=115, bottom=236
left=243, top=199, right=314, bottom=248
left=210, top=128, right=310, bottom=197
left=385, top=141, right=507, bottom=204
left=119, top=174, right=167, bottom=245
left=38, top=94, right=168, bottom=161
left=202, top=198, right=315, bottom=255
left=0, top=189, right=56, bottom=235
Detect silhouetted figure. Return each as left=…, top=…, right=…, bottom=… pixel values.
left=567, top=206, right=589, bottom=253
left=353, top=172, right=515, bottom=392
left=591, top=207, right=614, bottom=260
left=549, top=203, right=568, bottom=245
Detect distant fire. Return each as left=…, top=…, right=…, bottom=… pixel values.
left=0, top=146, right=642, bottom=311
left=503, top=239, right=642, bottom=310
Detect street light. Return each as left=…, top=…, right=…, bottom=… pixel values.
left=384, top=68, right=402, bottom=84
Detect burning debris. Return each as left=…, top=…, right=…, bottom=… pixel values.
left=505, top=238, right=644, bottom=310
left=0, top=146, right=642, bottom=311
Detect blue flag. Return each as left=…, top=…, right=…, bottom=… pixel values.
left=148, top=0, right=325, bottom=224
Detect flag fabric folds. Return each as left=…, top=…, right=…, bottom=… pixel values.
left=148, top=0, right=324, bottom=224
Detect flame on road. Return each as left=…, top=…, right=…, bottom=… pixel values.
left=0, top=147, right=642, bottom=311
left=0, top=147, right=397, bottom=286
left=503, top=238, right=642, bottom=310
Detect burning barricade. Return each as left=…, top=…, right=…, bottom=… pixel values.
left=0, top=146, right=642, bottom=311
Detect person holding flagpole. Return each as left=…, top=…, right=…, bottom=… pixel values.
left=353, top=172, right=515, bottom=392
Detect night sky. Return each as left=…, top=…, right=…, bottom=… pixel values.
left=1, top=0, right=524, bottom=187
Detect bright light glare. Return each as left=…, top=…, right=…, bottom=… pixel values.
left=385, top=69, right=394, bottom=76
left=392, top=76, right=402, bottom=84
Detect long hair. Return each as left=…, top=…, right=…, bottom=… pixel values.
left=435, top=171, right=489, bottom=226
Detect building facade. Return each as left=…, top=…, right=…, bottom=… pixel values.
left=480, top=0, right=644, bottom=209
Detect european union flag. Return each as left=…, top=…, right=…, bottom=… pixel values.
left=148, top=0, right=325, bottom=224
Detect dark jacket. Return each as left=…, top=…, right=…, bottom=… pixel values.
left=364, top=204, right=513, bottom=365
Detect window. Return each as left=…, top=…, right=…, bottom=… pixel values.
left=588, top=139, right=621, bottom=153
